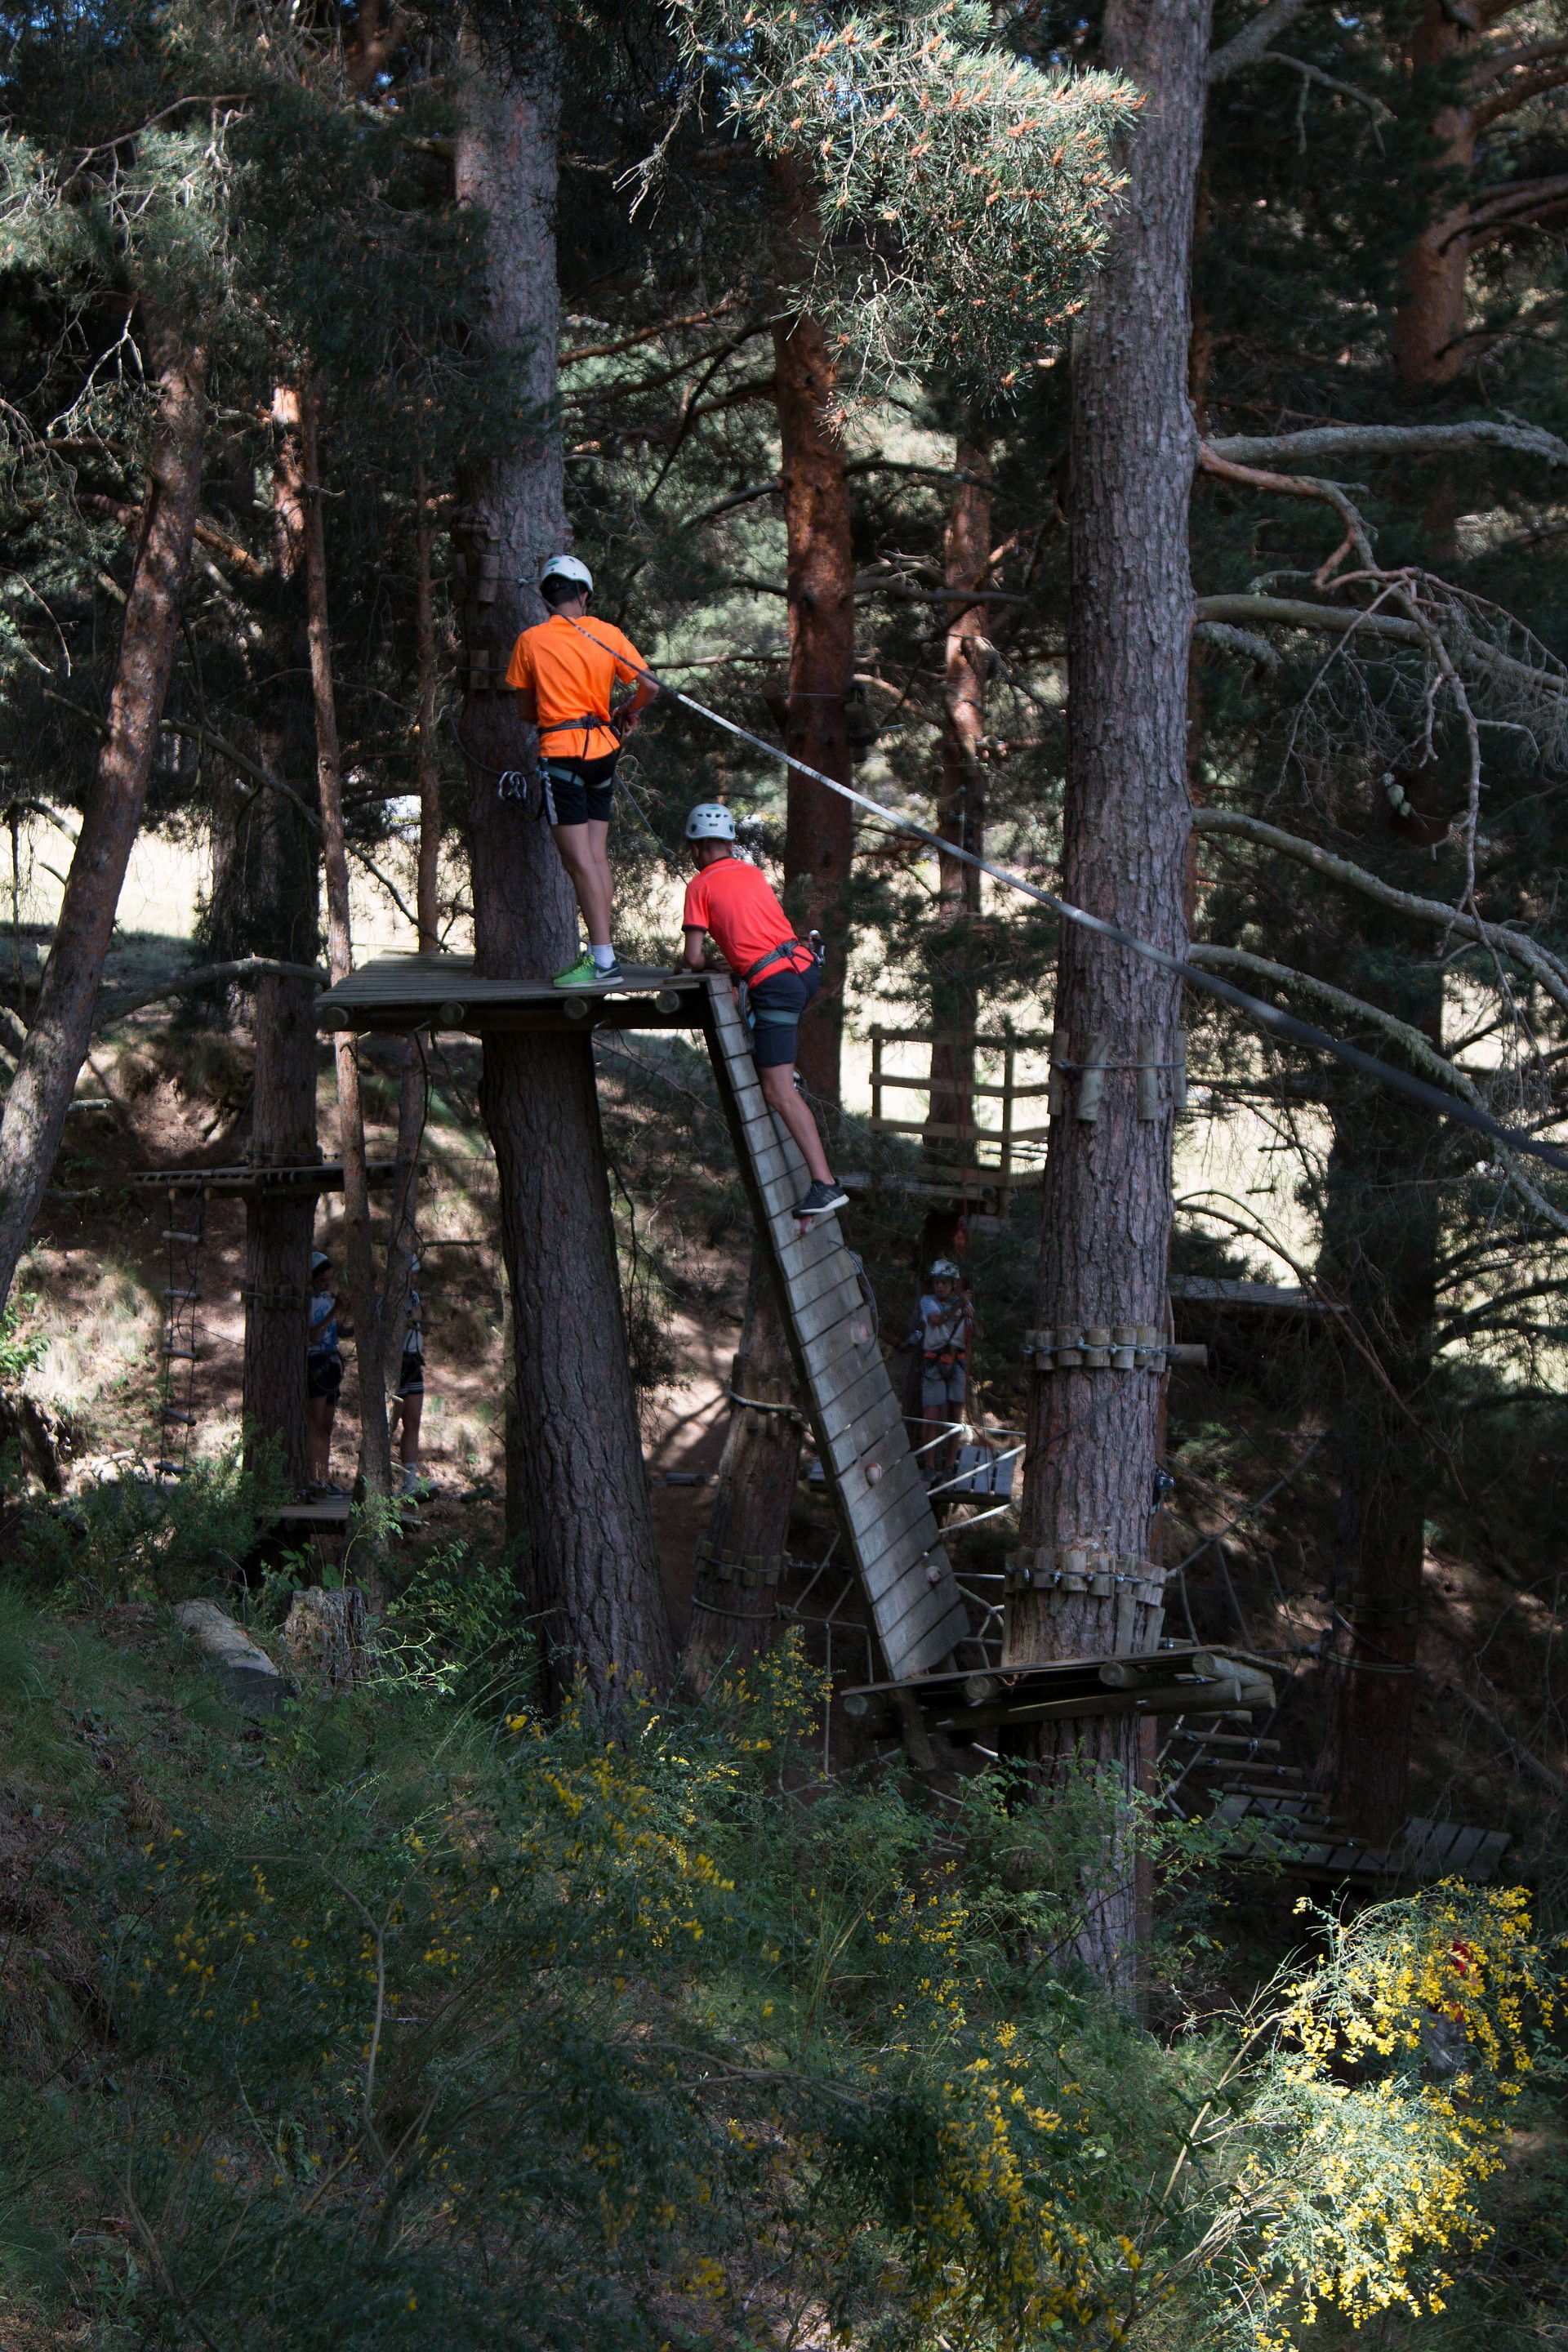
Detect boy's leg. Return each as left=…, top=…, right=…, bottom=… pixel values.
left=760, top=1060, right=832, bottom=1185
left=550, top=821, right=614, bottom=946
left=399, top=1388, right=424, bottom=1468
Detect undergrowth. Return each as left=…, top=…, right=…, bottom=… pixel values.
left=0, top=1544, right=1563, bottom=2349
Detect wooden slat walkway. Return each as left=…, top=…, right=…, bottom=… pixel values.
left=1213, top=1794, right=1512, bottom=1884
left=699, top=977, right=969, bottom=1681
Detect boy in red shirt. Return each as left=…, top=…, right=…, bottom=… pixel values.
left=679, top=804, right=848, bottom=1218
left=506, top=554, right=658, bottom=988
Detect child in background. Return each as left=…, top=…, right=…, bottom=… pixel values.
left=907, top=1258, right=973, bottom=1487
left=306, top=1249, right=349, bottom=1495
left=386, top=1258, right=428, bottom=1498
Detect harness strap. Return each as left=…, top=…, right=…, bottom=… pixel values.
left=537, top=714, right=611, bottom=741
left=741, top=938, right=816, bottom=988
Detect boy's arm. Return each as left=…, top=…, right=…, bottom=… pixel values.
left=681, top=924, right=709, bottom=972
left=514, top=684, right=538, bottom=724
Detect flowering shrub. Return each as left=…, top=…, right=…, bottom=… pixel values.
left=1, top=1603, right=1561, bottom=2350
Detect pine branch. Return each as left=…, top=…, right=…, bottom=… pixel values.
left=91, top=957, right=325, bottom=1027
left=1193, top=806, right=1568, bottom=1017
left=1207, top=0, right=1318, bottom=83
left=1205, top=418, right=1568, bottom=470
left=1195, top=592, right=1424, bottom=646
left=1187, top=942, right=1472, bottom=1096
left=1451, top=172, right=1568, bottom=246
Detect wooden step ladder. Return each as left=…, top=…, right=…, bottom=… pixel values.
left=699, top=976, right=970, bottom=1681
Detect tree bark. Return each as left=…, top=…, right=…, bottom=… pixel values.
left=456, top=7, right=672, bottom=1707
left=414, top=459, right=443, bottom=955
left=773, top=155, right=855, bottom=1110
left=299, top=384, right=393, bottom=1502
left=1316, top=1068, right=1439, bottom=1848
left=1392, top=3, right=1479, bottom=393
left=0, top=314, right=206, bottom=1314
left=684, top=1248, right=801, bottom=1688
left=924, top=435, right=992, bottom=1178
left=1009, top=0, right=1211, bottom=1994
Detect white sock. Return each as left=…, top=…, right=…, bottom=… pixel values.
left=590, top=942, right=616, bottom=971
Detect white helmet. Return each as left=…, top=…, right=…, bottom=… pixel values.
left=311, top=1250, right=332, bottom=1272
left=537, top=553, right=592, bottom=593
left=929, top=1258, right=961, bottom=1281
left=684, top=802, right=737, bottom=841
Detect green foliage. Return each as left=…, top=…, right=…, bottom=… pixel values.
left=675, top=0, right=1141, bottom=389
left=0, top=1597, right=1560, bottom=2350
left=8, top=1440, right=290, bottom=1602
left=0, top=1293, right=42, bottom=1383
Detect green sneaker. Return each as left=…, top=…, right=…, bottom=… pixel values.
left=552, top=952, right=600, bottom=989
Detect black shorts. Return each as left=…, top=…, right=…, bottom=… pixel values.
left=542, top=750, right=617, bottom=827
left=307, top=1351, right=342, bottom=1401
left=746, top=962, right=822, bottom=1069
left=394, top=1347, right=424, bottom=1398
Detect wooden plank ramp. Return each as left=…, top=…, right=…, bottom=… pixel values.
left=699, top=976, right=970, bottom=1681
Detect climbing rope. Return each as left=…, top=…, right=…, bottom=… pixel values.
left=523, top=617, right=1568, bottom=1179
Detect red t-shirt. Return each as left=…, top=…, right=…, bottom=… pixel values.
left=682, top=856, right=798, bottom=977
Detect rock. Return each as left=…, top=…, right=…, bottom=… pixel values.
left=282, top=1586, right=369, bottom=1690
left=172, top=1600, right=291, bottom=1717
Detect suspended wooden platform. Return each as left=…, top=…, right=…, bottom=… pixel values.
left=315, top=959, right=969, bottom=1681
left=839, top=1646, right=1275, bottom=1739
left=128, top=1164, right=399, bottom=1195
left=1213, top=1793, right=1512, bottom=1885
left=314, top=953, right=707, bottom=1036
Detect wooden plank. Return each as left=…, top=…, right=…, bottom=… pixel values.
left=802, top=1320, right=882, bottom=1400
left=874, top=1578, right=969, bottom=1677
left=853, top=1484, right=944, bottom=1582
left=781, top=1250, right=864, bottom=1318
left=1471, top=1831, right=1511, bottom=1882
left=824, top=1387, right=904, bottom=1473
left=816, top=1359, right=899, bottom=1446
left=1438, top=1825, right=1487, bottom=1877
left=877, top=1570, right=969, bottom=1659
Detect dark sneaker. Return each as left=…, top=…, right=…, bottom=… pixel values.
left=794, top=1178, right=849, bottom=1218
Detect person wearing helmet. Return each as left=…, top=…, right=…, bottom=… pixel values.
left=679, top=804, right=848, bottom=1218
left=306, top=1247, right=350, bottom=1494
left=906, top=1259, right=973, bottom=1485
left=505, top=555, right=660, bottom=990
left=386, top=1256, right=428, bottom=1498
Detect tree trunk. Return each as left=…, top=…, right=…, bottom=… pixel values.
left=414, top=459, right=443, bottom=955
left=684, top=1247, right=801, bottom=1688
left=243, top=978, right=318, bottom=1491
left=240, top=388, right=321, bottom=1494
left=299, top=385, right=393, bottom=1503
left=1317, top=1070, right=1439, bottom=1847
left=773, top=156, right=855, bottom=1111
left=456, top=7, right=672, bottom=1707
left=1009, top=0, right=1211, bottom=1994
left=924, top=435, right=991, bottom=1178
left=0, top=314, right=206, bottom=1313
left=1392, top=3, right=1477, bottom=394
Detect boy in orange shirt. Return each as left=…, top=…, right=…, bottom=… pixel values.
left=506, top=555, right=658, bottom=988
left=680, top=804, right=848, bottom=1218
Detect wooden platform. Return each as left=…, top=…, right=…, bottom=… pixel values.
left=1213, top=1793, right=1511, bottom=1884
left=270, top=1497, right=353, bottom=1527
left=129, top=1163, right=399, bottom=1195
left=315, top=955, right=708, bottom=1036
left=840, top=1647, right=1274, bottom=1737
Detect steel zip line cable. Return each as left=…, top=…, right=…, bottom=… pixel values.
left=543, top=614, right=1568, bottom=1177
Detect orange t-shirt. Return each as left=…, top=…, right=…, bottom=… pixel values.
left=682, top=856, right=799, bottom=977
left=504, top=613, right=646, bottom=760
